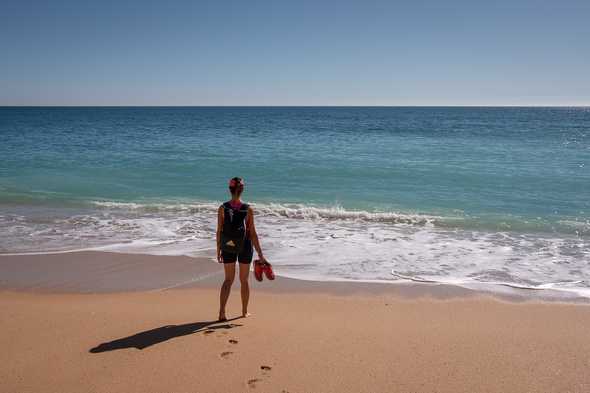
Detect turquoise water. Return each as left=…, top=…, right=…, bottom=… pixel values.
left=1, top=107, right=589, bottom=295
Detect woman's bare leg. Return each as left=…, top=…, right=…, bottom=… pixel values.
left=219, top=263, right=235, bottom=321
left=238, top=263, right=250, bottom=317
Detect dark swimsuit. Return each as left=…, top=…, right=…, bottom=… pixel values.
left=221, top=200, right=253, bottom=264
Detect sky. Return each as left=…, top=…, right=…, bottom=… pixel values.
left=1, top=0, right=589, bottom=106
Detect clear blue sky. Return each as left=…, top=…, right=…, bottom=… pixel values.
left=2, top=0, right=589, bottom=106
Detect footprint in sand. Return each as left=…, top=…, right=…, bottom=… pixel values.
left=247, top=378, right=260, bottom=388
left=204, top=329, right=215, bottom=335
left=220, top=351, right=233, bottom=359
left=229, top=339, right=238, bottom=344
left=247, top=365, right=273, bottom=388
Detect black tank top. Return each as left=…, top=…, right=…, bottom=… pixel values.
left=221, top=201, right=249, bottom=239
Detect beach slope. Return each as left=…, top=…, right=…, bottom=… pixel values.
left=2, top=283, right=590, bottom=392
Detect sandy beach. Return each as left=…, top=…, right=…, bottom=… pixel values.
left=1, top=252, right=589, bottom=393
left=4, top=0, right=590, bottom=390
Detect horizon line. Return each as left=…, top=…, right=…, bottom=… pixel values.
left=1, top=105, right=589, bottom=108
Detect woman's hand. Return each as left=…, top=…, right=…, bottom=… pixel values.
left=217, top=247, right=223, bottom=263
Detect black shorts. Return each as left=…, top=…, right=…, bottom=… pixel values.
left=222, top=239, right=253, bottom=264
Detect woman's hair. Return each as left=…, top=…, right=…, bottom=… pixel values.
left=228, top=177, right=244, bottom=196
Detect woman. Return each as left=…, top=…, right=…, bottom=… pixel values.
left=216, top=177, right=267, bottom=321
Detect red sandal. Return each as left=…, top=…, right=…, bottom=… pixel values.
left=254, top=260, right=264, bottom=282
left=262, top=262, right=275, bottom=280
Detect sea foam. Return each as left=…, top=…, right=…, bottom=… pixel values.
left=1, top=200, right=588, bottom=298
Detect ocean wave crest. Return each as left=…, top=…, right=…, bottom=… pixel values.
left=90, top=200, right=437, bottom=226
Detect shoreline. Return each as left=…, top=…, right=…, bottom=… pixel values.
left=2, top=251, right=590, bottom=392
left=2, top=284, right=590, bottom=392
left=1, top=250, right=589, bottom=303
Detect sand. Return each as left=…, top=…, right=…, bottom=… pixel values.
left=1, top=252, right=590, bottom=393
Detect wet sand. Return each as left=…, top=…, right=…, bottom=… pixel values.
left=1, top=251, right=590, bottom=392
left=1, top=251, right=587, bottom=302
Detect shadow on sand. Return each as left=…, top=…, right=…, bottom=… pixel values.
left=89, top=317, right=242, bottom=353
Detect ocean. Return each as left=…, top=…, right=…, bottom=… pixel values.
left=1, top=107, right=589, bottom=296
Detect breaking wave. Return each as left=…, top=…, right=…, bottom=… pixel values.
left=1, top=199, right=589, bottom=299
left=90, top=200, right=437, bottom=226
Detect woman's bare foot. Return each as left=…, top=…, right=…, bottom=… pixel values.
left=241, top=312, right=251, bottom=318
left=218, top=312, right=227, bottom=322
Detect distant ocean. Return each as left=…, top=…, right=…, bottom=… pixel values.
left=1, top=107, right=589, bottom=296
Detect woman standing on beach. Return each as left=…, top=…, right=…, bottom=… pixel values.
left=217, top=177, right=267, bottom=321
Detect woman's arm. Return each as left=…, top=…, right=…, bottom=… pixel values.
left=216, top=206, right=224, bottom=263
left=247, top=207, right=266, bottom=262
